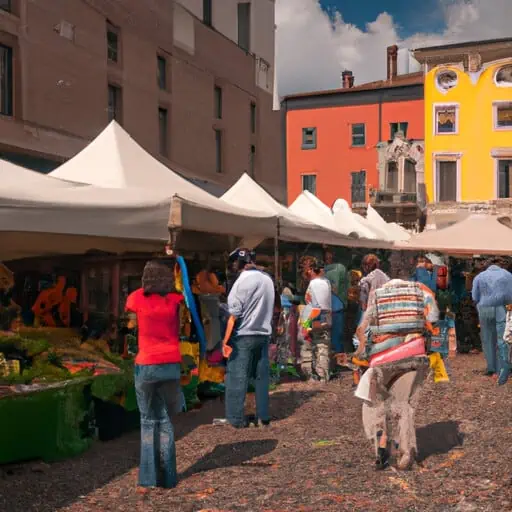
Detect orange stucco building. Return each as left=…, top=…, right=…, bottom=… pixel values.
left=282, top=47, right=425, bottom=209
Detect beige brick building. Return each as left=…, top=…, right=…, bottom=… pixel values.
left=0, top=0, right=284, bottom=200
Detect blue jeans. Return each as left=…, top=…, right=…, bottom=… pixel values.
left=134, top=363, right=183, bottom=488
left=225, top=335, right=270, bottom=427
left=331, top=309, right=345, bottom=354
left=477, top=305, right=510, bottom=382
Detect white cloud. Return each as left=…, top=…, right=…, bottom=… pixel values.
left=275, top=0, right=512, bottom=97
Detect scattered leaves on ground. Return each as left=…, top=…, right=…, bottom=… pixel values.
left=0, top=354, right=510, bottom=512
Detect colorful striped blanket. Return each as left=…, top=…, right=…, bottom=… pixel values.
left=373, top=281, right=425, bottom=337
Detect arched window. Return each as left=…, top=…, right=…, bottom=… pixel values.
left=495, top=65, right=512, bottom=87
left=436, top=69, right=458, bottom=92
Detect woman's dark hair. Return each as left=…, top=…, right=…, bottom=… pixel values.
left=361, top=253, right=380, bottom=275
left=299, top=255, right=324, bottom=275
left=142, top=259, right=176, bottom=296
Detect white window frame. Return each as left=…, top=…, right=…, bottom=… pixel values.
left=301, top=173, right=317, bottom=195
left=433, top=103, right=460, bottom=136
left=492, top=150, right=512, bottom=199
left=493, top=101, right=512, bottom=132
left=435, top=68, right=459, bottom=94
left=433, top=152, right=462, bottom=203
left=494, top=65, right=512, bottom=88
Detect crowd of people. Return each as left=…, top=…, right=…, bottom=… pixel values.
left=123, top=248, right=512, bottom=492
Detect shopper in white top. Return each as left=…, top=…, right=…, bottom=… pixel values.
left=300, top=256, right=332, bottom=383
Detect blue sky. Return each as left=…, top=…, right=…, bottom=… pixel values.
left=319, top=0, right=445, bottom=37
left=277, top=0, right=512, bottom=96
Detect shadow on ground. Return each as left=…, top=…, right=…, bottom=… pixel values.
left=0, top=388, right=318, bottom=512
left=180, top=439, right=278, bottom=479
left=416, top=420, right=463, bottom=462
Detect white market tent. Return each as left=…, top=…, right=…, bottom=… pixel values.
left=221, top=173, right=358, bottom=245
left=0, top=185, right=176, bottom=260
left=289, top=191, right=393, bottom=247
left=395, top=214, right=512, bottom=255
left=0, top=123, right=288, bottom=260
left=366, top=204, right=411, bottom=242
left=47, top=121, right=278, bottom=239
left=289, top=191, right=347, bottom=233
left=0, top=159, right=83, bottom=189
left=330, top=198, right=388, bottom=240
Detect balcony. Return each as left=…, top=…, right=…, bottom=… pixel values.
left=370, top=190, right=420, bottom=229
left=372, top=190, right=417, bottom=206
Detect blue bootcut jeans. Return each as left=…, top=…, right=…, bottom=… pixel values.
left=331, top=308, right=345, bottom=354
left=134, top=363, right=184, bottom=488
left=225, top=334, right=270, bottom=427
left=477, top=305, right=510, bottom=384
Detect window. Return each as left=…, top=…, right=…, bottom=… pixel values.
left=237, top=2, right=251, bottom=52
left=436, top=160, right=457, bottom=202
left=215, top=129, right=222, bottom=172
left=351, top=170, right=366, bottom=203
left=386, top=161, right=398, bottom=192
left=436, top=70, right=458, bottom=92
left=390, top=122, right=408, bottom=139
left=203, top=0, right=212, bottom=26
left=107, top=84, right=122, bottom=123
left=301, top=127, right=316, bottom=149
left=494, top=102, right=512, bottom=130
left=404, top=159, right=416, bottom=193
left=495, top=65, right=512, bottom=87
left=351, top=123, right=365, bottom=146
left=106, top=22, right=119, bottom=62
left=498, top=160, right=512, bottom=198
left=214, top=85, right=222, bottom=119
left=158, top=107, right=168, bottom=157
left=435, top=105, right=458, bottom=134
left=250, top=102, right=256, bottom=134
left=0, top=44, right=13, bottom=116
left=0, top=1, right=11, bottom=13
left=157, top=56, right=166, bottom=90
left=301, top=174, right=316, bottom=195
left=249, top=145, right=255, bottom=177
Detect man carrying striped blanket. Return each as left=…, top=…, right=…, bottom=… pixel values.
left=354, top=279, right=439, bottom=471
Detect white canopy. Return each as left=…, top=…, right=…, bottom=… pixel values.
left=221, top=173, right=356, bottom=245
left=48, top=121, right=278, bottom=238
left=331, top=199, right=387, bottom=240
left=288, top=191, right=393, bottom=248
left=366, top=204, right=411, bottom=242
left=0, top=159, right=82, bottom=189
left=395, top=214, right=512, bottom=255
left=289, top=191, right=343, bottom=233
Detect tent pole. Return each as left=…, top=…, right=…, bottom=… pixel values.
left=274, top=219, right=281, bottom=286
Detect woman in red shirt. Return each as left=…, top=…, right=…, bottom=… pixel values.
left=126, top=260, right=184, bottom=493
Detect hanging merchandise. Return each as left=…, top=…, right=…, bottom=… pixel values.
left=175, top=257, right=207, bottom=357
left=436, top=265, right=449, bottom=290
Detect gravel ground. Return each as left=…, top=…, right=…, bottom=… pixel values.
left=1, top=353, right=511, bottom=512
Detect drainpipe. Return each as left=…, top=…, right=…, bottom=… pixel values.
left=281, top=99, right=288, bottom=204
left=378, top=91, right=383, bottom=143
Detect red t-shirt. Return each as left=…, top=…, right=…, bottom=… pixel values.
left=125, top=288, right=183, bottom=365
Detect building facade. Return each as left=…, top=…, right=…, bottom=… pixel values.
left=414, top=38, right=512, bottom=210
left=283, top=46, right=424, bottom=217
left=0, top=0, right=284, bottom=199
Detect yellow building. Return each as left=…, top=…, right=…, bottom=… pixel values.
left=414, top=38, right=512, bottom=205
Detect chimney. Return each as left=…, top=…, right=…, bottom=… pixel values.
left=387, top=45, right=398, bottom=81
left=341, top=70, right=354, bottom=89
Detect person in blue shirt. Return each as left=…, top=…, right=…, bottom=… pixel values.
left=472, top=258, right=512, bottom=385
left=410, top=255, right=438, bottom=293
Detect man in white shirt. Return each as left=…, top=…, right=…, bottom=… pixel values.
left=300, top=256, right=332, bottom=383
